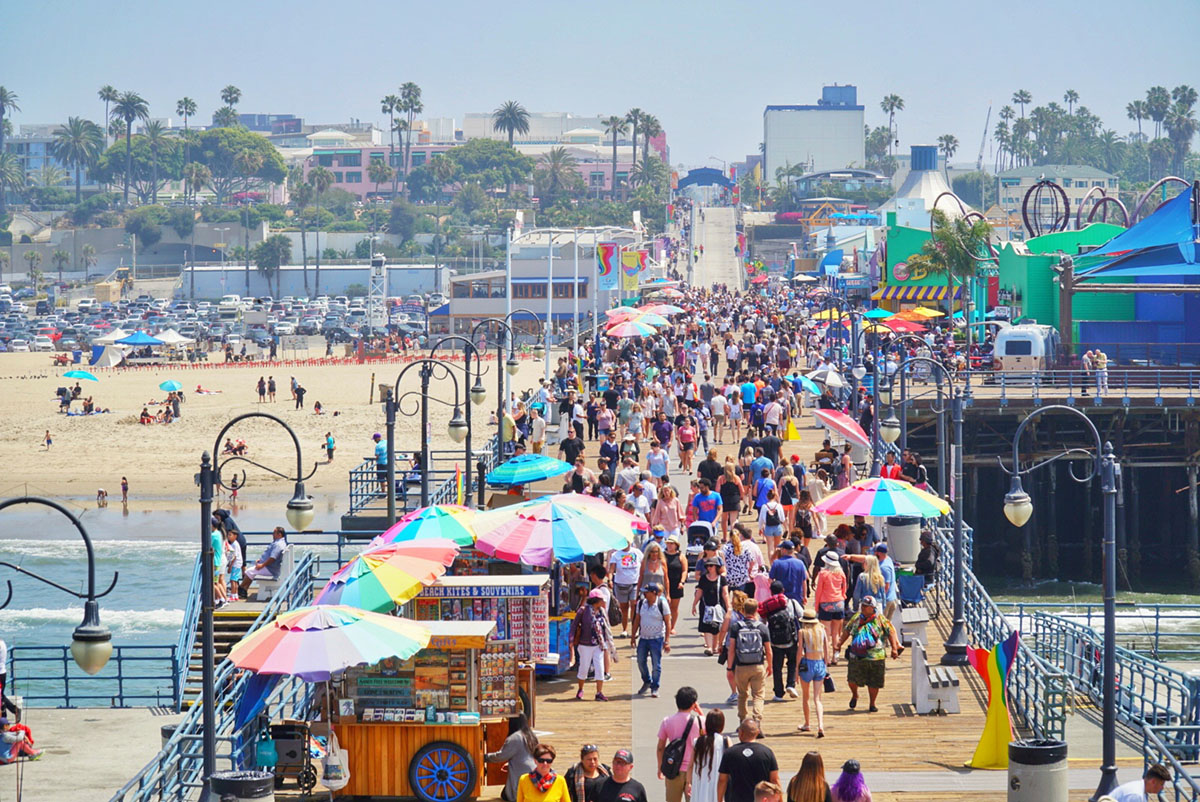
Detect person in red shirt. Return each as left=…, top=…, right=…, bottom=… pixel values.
left=879, top=452, right=903, bottom=480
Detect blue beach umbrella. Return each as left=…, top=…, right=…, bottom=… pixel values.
left=864, top=308, right=894, bottom=319
left=485, top=454, right=573, bottom=487
left=159, top=380, right=183, bottom=392
left=793, top=375, right=821, bottom=395
left=63, top=370, right=98, bottom=381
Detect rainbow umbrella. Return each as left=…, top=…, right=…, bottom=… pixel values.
left=607, top=319, right=657, bottom=338
left=471, top=494, right=638, bottom=567
left=314, top=538, right=459, bottom=612
left=638, top=303, right=685, bottom=316
left=632, top=312, right=670, bottom=327
left=376, top=504, right=477, bottom=548
left=814, top=478, right=950, bottom=518
left=812, top=409, right=870, bottom=447
left=605, top=307, right=638, bottom=320
left=228, top=605, right=431, bottom=681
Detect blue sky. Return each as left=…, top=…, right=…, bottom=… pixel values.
left=3, top=0, right=1198, bottom=167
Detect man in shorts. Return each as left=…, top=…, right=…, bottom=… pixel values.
left=373, top=433, right=388, bottom=493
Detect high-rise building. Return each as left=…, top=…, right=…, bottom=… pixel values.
left=763, top=85, right=864, bottom=179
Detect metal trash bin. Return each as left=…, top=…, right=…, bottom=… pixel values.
left=209, top=770, right=275, bottom=801
left=886, top=516, right=922, bottom=563
left=1008, top=740, right=1067, bottom=802
left=160, top=723, right=179, bottom=748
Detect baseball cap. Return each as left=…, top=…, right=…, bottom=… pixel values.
left=779, top=539, right=794, bottom=551
left=587, top=589, right=606, bottom=602
left=613, top=749, right=634, bottom=764
left=705, top=539, right=719, bottom=550
left=860, top=595, right=878, bottom=607
left=372, top=433, right=382, bottom=440
left=642, top=583, right=661, bottom=594
left=874, top=543, right=888, bottom=554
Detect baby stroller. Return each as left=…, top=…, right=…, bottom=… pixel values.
left=686, top=520, right=716, bottom=563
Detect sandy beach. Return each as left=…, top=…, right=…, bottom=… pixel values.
left=0, top=351, right=548, bottom=507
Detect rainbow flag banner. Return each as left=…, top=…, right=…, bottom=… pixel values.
left=454, top=464, right=464, bottom=506
left=621, top=251, right=641, bottom=292
left=967, top=631, right=1020, bottom=769
left=597, top=242, right=619, bottom=291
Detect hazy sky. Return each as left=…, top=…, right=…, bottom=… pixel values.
left=4, top=0, right=1198, bottom=168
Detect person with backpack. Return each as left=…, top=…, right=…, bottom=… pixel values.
left=655, top=686, right=704, bottom=802
left=834, top=595, right=900, bottom=713
left=630, top=583, right=672, bottom=698
left=725, top=598, right=773, bottom=725
left=757, top=488, right=786, bottom=560
left=759, top=580, right=803, bottom=701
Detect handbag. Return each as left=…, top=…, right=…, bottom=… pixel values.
left=798, top=656, right=809, bottom=674
left=320, top=731, right=350, bottom=792
left=702, top=603, right=725, bottom=626
left=824, top=674, right=836, bottom=693
left=608, top=602, right=623, bottom=627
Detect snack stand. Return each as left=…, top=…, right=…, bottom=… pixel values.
left=331, top=619, right=520, bottom=801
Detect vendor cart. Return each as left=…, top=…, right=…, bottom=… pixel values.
left=332, top=620, right=525, bottom=801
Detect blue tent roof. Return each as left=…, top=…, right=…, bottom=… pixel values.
left=1081, top=185, right=1196, bottom=274
left=115, top=331, right=164, bottom=346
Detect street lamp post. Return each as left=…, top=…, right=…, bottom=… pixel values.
left=470, top=311, right=547, bottom=450
left=428, top=336, right=489, bottom=506
left=0, top=497, right=116, bottom=676
left=893, top=354, right=954, bottom=498
left=1000, top=405, right=1119, bottom=800
left=941, top=386, right=969, bottom=667
left=198, top=413, right=316, bottom=795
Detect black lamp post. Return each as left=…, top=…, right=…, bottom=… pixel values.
left=0, top=497, right=117, bottom=675
left=198, top=413, right=317, bottom=795
left=470, top=310, right=547, bottom=444
left=1000, top=405, right=1119, bottom=800
left=893, top=355, right=955, bottom=499
left=384, top=359, right=468, bottom=522
left=428, top=335, right=490, bottom=507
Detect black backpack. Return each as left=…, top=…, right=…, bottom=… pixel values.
left=659, top=715, right=696, bottom=780
left=765, top=503, right=782, bottom=527
left=767, top=600, right=798, bottom=647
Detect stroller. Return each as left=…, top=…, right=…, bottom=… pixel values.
left=686, top=520, right=716, bottom=564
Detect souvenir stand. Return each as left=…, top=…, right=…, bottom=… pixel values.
left=331, top=619, right=514, bottom=801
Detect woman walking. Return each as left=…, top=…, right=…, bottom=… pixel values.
left=692, top=558, right=730, bottom=656
left=516, top=743, right=569, bottom=802
left=796, top=609, right=828, bottom=738
left=716, top=463, right=743, bottom=539
left=722, top=526, right=760, bottom=596
left=814, top=552, right=848, bottom=666
left=649, top=485, right=685, bottom=541
left=786, top=751, right=831, bottom=802
left=569, top=590, right=612, bottom=702
left=638, top=541, right=668, bottom=595
left=687, top=709, right=729, bottom=802
left=485, top=714, right=538, bottom=802
left=663, top=537, right=688, bottom=634
left=806, top=469, right=830, bottom=536
left=852, top=555, right=887, bottom=614
left=830, top=760, right=872, bottom=802
left=757, top=488, right=786, bottom=561
left=564, top=745, right=611, bottom=802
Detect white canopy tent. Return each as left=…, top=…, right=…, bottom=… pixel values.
left=92, top=328, right=130, bottom=345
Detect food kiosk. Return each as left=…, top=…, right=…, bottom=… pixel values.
left=332, top=620, right=519, bottom=801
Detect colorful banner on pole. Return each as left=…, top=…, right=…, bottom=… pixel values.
left=967, top=631, right=1020, bottom=769
left=621, top=251, right=641, bottom=292
left=597, top=242, right=618, bottom=291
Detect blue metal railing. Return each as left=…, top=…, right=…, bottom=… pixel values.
left=996, top=602, right=1200, bottom=661
left=173, top=553, right=203, bottom=709
left=109, top=551, right=318, bottom=802
left=7, top=644, right=177, bottom=708
left=1144, top=725, right=1200, bottom=802
left=348, top=435, right=502, bottom=514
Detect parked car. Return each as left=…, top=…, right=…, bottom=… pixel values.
left=31, top=335, right=54, bottom=352
left=10, top=339, right=30, bottom=352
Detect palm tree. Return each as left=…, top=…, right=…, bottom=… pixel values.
left=1098, top=130, right=1124, bottom=174
left=367, top=159, right=393, bottom=198
left=1164, top=102, right=1197, bottom=176
left=213, top=106, right=239, bottom=128
left=1063, top=89, right=1079, bottom=115
left=1012, top=90, right=1032, bottom=119
left=602, top=115, right=628, bottom=200
left=1127, top=100, right=1148, bottom=140
left=176, top=97, right=197, bottom=195
left=536, top=146, right=577, bottom=203
left=625, top=108, right=645, bottom=171
left=220, top=85, right=241, bottom=108
left=0, top=152, right=22, bottom=211
left=23, top=250, right=41, bottom=285
left=992, top=120, right=1009, bottom=172
left=111, top=91, right=149, bottom=205
left=639, top=114, right=662, bottom=163
left=904, top=209, right=992, bottom=316
left=52, top=249, right=69, bottom=282
left=81, top=244, right=96, bottom=275
left=142, top=120, right=168, bottom=204
left=880, top=94, right=904, bottom=155
left=183, top=162, right=211, bottom=204
left=1173, top=85, right=1198, bottom=113
left=937, top=134, right=959, bottom=179
left=0, top=86, right=18, bottom=214
left=399, top=82, right=423, bottom=191
left=1146, top=86, right=1171, bottom=139
left=51, top=117, right=104, bottom=203
left=381, top=94, right=401, bottom=194
left=307, top=166, right=335, bottom=295
left=98, top=85, right=117, bottom=146
left=290, top=177, right=314, bottom=295
left=491, top=100, right=531, bottom=147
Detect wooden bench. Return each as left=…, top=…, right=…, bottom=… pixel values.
left=910, top=638, right=960, bottom=714
left=890, top=605, right=930, bottom=647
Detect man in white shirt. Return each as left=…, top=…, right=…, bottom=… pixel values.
left=529, top=408, right=547, bottom=453
left=1107, top=763, right=1170, bottom=801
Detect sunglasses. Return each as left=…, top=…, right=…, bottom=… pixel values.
left=581, top=745, right=598, bottom=753
left=536, top=757, right=554, bottom=764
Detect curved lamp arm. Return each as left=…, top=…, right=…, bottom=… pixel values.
left=0, top=496, right=118, bottom=603
left=208, top=412, right=318, bottom=489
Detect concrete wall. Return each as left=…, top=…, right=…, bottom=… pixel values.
left=181, top=264, right=442, bottom=299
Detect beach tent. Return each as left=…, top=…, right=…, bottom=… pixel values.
left=156, top=329, right=195, bottom=346
left=93, top=328, right=130, bottom=345
left=116, top=331, right=164, bottom=346
left=90, top=345, right=125, bottom=368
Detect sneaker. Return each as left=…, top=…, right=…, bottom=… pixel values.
left=772, top=695, right=784, bottom=702
left=575, top=690, right=584, bottom=701
left=637, top=683, right=650, bottom=696
left=726, top=692, right=739, bottom=705
left=786, top=686, right=798, bottom=698
left=650, top=689, right=659, bottom=698
left=595, top=693, right=609, bottom=702
left=603, top=673, right=612, bottom=681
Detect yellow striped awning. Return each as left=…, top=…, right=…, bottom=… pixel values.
left=870, top=285, right=962, bottom=301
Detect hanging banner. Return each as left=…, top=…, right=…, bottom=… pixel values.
left=621, top=251, right=641, bottom=291
left=636, top=250, right=650, bottom=273
left=597, top=242, right=618, bottom=291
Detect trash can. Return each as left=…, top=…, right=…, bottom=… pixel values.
left=1008, top=740, right=1068, bottom=802
left=208, top=770, right=275, bottom=801
left=886, top=516, right=922, bottom=563
left=160, top=723, right=179, bottom=748
left=72, top=349, right=82, bottom=364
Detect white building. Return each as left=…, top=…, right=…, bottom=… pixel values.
left=763, top=85, right=864, bottom=179
left=462, top=112, right=610, bottom=144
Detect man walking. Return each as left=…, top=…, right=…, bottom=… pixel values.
left=726, top=599, right=772, bottom=725
left=717, top=720, right=779, bottom=802
left=630, top=583, right=671, bottom=697
left=656, top=687, right=702, bottom=802
left=598, top=749, right=648, bottom=802
left=768, top=541, right=808, bottom=607
left=760, top=580, right=803, bottom=701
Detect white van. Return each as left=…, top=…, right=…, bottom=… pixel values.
left=994, top=324, right=1060, bottom=373
left=77, top=298, right=99, bottom=312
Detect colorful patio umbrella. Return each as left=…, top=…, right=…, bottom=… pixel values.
left=812, top=409, right=871, bottom=447
left=809, top=308, right=842, bottom=321
left=638, top=304, right=685, bottom=316
left=896, top=307, right=944, bottom=321
left=793, top=375, right=822, bottom=395
left=750, top=274, right=769, bottom=284
left=63, top=370, right=98, bottom=381
left=227, top=605, right=431, bottom=682
left=632, top=311, right=670, bottom=326
left=605, top=307, right=638, bottom=320
left=485, top=454, right=573, bottom=486
left=376, top=504, right=477, bottom=547
left=607, top=319, right=657, bottom=338
left=159, top=380, right=183, bottom=392
left=649, top=288, right=685, bottom=299
left=863, top=308, right=894, bottom=319
left=315, top=538, right=459, bottom=612
left=471, top=493, right=638, bottom=567
left=887, top=319, right=927, bottom=334
left=814, top=477, right=950, bottom=518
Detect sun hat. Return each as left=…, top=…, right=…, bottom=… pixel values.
left=801, top=608, right=818, bottom=623
left=823, top=552, right=842, bottom=568
left=860, top=595, right=877, bottom=607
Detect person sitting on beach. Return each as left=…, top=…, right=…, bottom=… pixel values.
left=313, top=401, right=324, bottom=415
left=140, top=407, right=153, bottom=425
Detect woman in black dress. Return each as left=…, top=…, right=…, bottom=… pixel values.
left=691, top=559, right=730, bottom=655
left=663, top=537, right=688, bottom=634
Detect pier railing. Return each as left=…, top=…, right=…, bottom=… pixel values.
left=996, top=602, right=1200, bottom=661
left=347, top=434, right=502, bottom=515
left=1144, top=724, right=1200, bottom=802
left=7, top=644, right=178, bottom=709
left=172, top=553, right=204, bottom=709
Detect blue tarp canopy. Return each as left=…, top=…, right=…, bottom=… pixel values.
left=115, top=331, right=163, bottom=346
left=1080, top=185, right=1197, bottom=279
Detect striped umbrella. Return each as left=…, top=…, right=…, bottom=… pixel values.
left=376, top=504, right=477, bottom=548
left=812, top=409, right=870, bottom=447
left=471, top=494, right=638, bottom=567
left=607, top=319, right=657, bottom=338
left=314, top=538, right=459, bottom=612
left=632, top=312, right=670, bottom=327
left=638, top=304, right=685, bottom=316
left=814, top=478, right=950, bottom=518
left=228, top=605, right=431, bottom=682
left=605, top=307, right=638, bottom=320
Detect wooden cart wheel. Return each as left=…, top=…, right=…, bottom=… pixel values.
left=410, top=740, right=477, bottom=802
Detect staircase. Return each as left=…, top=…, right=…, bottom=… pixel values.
left=180, top=605, right=263, bottom=709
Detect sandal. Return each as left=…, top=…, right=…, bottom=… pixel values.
left=704, top=648, right=713, bottom=656
left=595, top=693, right=609, bottom=702
left=817, top=730, right=825, bottom=739
left=797, top=724, right=810, bottom=732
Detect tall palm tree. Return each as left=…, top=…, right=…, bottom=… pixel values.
left=1173, top=85, right=1198, bottom=113
left=491, top=100, right=531, bottom=147
left=602, top=115, right=628, bottom=201
left=367, top=159, right=393, bottom=199
left=1164, top=102, right=1197, bottom=176
left=142, top=120, right=168, bottom=203
left=98, top=85, right=117, bottom=146
left=234, top=149, right=263, bottom=292
left=1098, top=130, right=1124, bottom=174
left=307, top=166, right=334, bottom=295
left=1012, top=90, right=1032, bottom=119
left=1146, top=86, right=1171, bottom=139
left=0, top=86, right=18, bottom=214
left=176, top=97, right=197, bottom=196
left=51, top=117, right=104, bottom=203
left=111, top=91, right=149, bottom=205
left=52, top=249, right=69, bottom=282
left=937, top=134, right=959, bottom=180
left=880, top=94, right=904, bottom=155
left=0, top=152, right=22, bottom=212
left=536, top=146, right=577, bottom=203
left=1127, top=100, right=1148, bottom=140
left=1063, top=89, right=1079, bottom=115
left=639, top=114, right=662, bottom=163
left=992, top=120, right=1010, bottom=172
left=81, top=244, right=96, bottom=275
left=290, top=177, right=314, bottom=295
left=220, top=85, right=241, bottom=108
left=625, top=108, right=645, bottom=170
left=399, top=82, right=423, bottom=191
left=381, top=94, right=401, bottom=194
left=183, top=162, right=210, bottom=205
left=213, top=106, right=239, bottom=128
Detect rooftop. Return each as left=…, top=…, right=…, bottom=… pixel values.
left=997, top=164, right=1118, bottom=180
